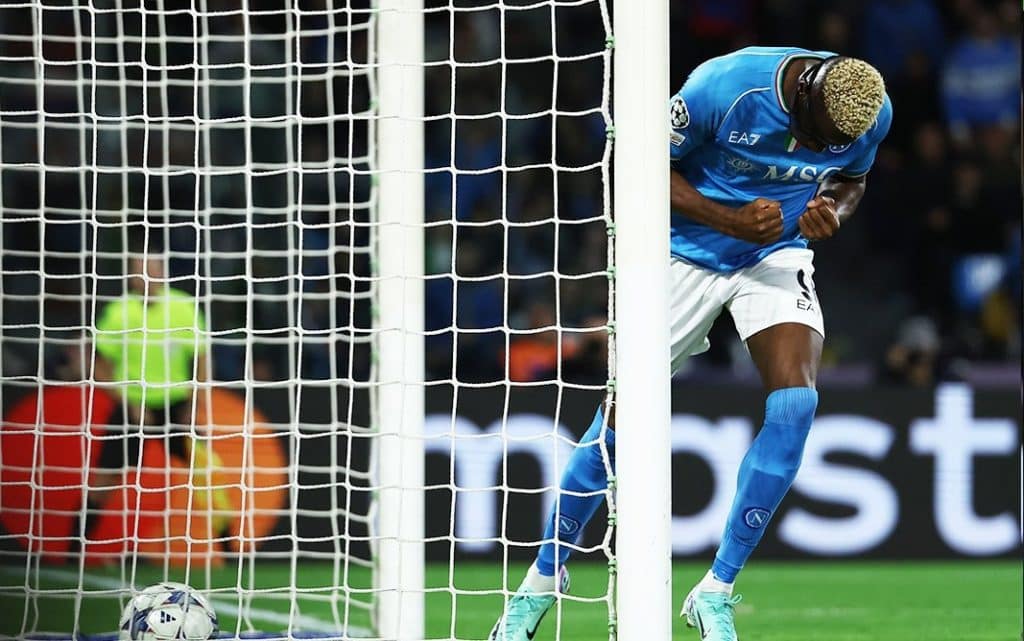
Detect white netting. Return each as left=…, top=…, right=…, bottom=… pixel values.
left=0, top=1, right=614, bottom=640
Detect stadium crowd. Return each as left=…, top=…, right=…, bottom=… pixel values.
left=420, top=0, right=1022, bottom=385
left=421, top=0, right=1022, bottom=386
left=0, top=0, right=1018, bottom=389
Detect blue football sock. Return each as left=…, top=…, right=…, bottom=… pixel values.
left=535, top=407, right=615, bottom=577
left=711, top=387, right=818, bottom=583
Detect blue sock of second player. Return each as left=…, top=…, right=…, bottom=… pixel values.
left=711, top=387, right=818, bottom=583
left=535, top=407, right=615, bottom=577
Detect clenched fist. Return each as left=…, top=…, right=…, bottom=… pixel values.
left=727, top=197, right=784, bottom=245
left=798, top=196, right=840, bottom=241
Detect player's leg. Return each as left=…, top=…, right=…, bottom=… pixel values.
left=710, top=323, right=820, bottom=584
left=534, top=257, right=723, bottom=576
left=535, top=404, right=615, bottom=576
left=487, top=406, right=608, bottom=641
left=491, top=258, right=725, bottom=641
left=683, top=249, right=823, bottom=641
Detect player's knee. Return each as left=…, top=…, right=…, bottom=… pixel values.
left=765, top=387, right=818, bottom=429
left=764, top=361, right=818, bottom=394
left=761, top=387, right=818, bottom=471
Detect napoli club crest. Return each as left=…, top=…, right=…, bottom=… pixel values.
left=557, top=515, right=581, bottom=536
left=744, top=507, right=771, bottom=529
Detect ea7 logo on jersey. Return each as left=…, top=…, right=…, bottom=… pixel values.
left=670, top=96, right=690, bottom=129
left=727, top=131, right=761, bottom=146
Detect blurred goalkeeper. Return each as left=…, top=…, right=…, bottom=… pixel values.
left=93, top=249, right=217, bottom=493
left=491, top=47, right=891, bottom=641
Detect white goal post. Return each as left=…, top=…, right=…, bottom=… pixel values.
left=0, top=1, right=671, bottom=640
left=375, top=0, right=425, bottom=638
left=611, top=2, right=672, bottom=641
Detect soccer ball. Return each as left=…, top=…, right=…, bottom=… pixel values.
left=118, top=582, right=219, bottom=641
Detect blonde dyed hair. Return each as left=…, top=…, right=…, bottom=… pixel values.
left=822, top=58, right=885, bottom=139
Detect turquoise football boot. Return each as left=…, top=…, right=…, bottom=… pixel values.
left=489, top=566, right=570, bottom=641
left=681, top=587, right=742, bottom=641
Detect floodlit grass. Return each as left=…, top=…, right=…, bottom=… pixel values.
left=0, top=560, right=1020, bottom=640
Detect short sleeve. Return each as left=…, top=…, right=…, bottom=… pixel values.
left=669, top=60, right=726, bottom=164
left=841, top=95, right=893, bottom=178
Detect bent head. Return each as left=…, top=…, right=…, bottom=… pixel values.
left=127, top=254, right=167, bottom=296
left=789, top=56, right=885, bottom=153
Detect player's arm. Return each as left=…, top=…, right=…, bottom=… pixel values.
left=668, top=64, right=784, bottom=245
left=797, top=173, right=865, bottom=241
left=671, top=170, right=784, bottom=245
left=800, top=96, right=891, bottom=241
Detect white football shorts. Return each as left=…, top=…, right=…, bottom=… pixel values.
left=669, top=247, right=825, bottom=374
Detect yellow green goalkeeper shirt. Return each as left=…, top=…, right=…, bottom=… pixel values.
left=94, top=287, right=206, bottom=408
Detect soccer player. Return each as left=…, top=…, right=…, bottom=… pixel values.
left=92, top=249, right=227, bottom=527
left=94, top=251, right=208, bottom=434
left=490, top=47, right=891, bottom=641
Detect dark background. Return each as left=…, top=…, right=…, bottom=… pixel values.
left=0, top=0, right=1019, bottom=389
left=0, top=1, right=1019, bottom=564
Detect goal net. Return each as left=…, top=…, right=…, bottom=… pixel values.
left=0, top=1, right=634, bottom=640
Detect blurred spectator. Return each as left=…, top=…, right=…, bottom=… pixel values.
left=685, top=0, right=756, bottom=53
left=974, top=124, right=1022, bottom=236
left=506, top=303, right=578, bottom=383
left=881, top=316, right=957, bottom=387
left=560, top=315, right=610, bottom=386
left=860, top=0, right=946, bottom=147
left=941, top=8, right=1020, bottom=144
left=978, top=278, right=1021, bottom=358
left=675, top=0, right=756, bottom=75
left=947, top=132, right=1019, bottom=256
left=903, top=123, right=958, bottom=322
left=860, top=0, right=946, bottom=81
left=814, top=11, right=851, bottom=53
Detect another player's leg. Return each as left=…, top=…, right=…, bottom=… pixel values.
left=683, top=322, right=821, bottom=641
left=489, top=407, right=614, bottom=641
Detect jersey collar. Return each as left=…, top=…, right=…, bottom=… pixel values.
left=774, top=52, right=827, bottom=115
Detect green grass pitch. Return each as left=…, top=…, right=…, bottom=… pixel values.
left=1, top=561, right=1020, bottom=640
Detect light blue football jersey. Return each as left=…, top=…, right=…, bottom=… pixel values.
left=669, top=46, right=893, bottom=272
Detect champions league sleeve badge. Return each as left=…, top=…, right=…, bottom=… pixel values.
left=670, top=95, right=690, bottom=129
